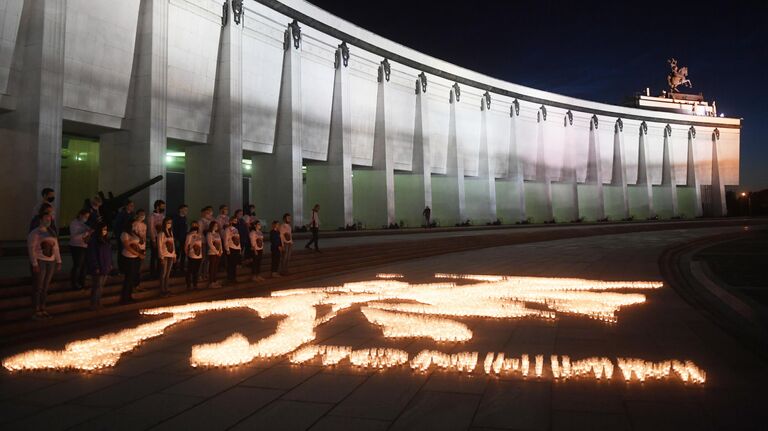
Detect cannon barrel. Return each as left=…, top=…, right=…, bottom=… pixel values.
left=85, top=175, right=164, bottom=229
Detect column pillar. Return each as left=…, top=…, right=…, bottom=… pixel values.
left=432, top=84, right=466, bottom=226
left=560, top=111, right=579, bottom=221
left=611, top=119, right=630, bottom=219
left=100, top=0, right=168, bottom=212
left=0, top=0, right=66, bottom=240
left=637, top=121, right=655, bottom=218
left=497, top=101, right=526, bottom=223
left=395, top=72, right=431, bottom=227
left=535, top=105, right=554, bottom=222
left=585, top=114, right=605, bottom=220
left=187, top=0, right=243, bottom=212
left=305, top=42, right=353, bottom=228
left=253, top=19, right=303, bottom=225
left=710, top=128, right=726, bottom=216
left=661, top=124, right=679, bottom=217
left=686, top=126, right=703, bottom=217
left=476, top=92, right=497, bottom=223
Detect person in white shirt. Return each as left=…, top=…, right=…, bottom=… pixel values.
left=69, top=209, right=92, bottom=290
left=185, top=221, right=204, bottom=290
left=120, top=215, right=145, bottom=304
left=249, top=220, right=264, bottom=282
left=198, top=206, right=214, bottom=281
left=206, top=221, right=223, bottom=288
left=149, top=200, right=166, bottom=278
left=279, top=213, right=293, bottom=275
left=304, top=204, right=321, bottom=252
left=27, top=213, right=61, bottom=319
left=157, top=216, right=176, bottom=296
left=224, top=215, right=242, bottom=284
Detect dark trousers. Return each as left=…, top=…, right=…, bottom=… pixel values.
left=226, top=250, right=241, bottom=281
left=149, top=241, right=159, bottom=278
left=122, top=257, right=141, bottom=301
left=174, top=239, right=186, bottom=273
left=305, top=227, right=319, bottom=250
left=251, top=250, right=263, bottom=276
left=70, top=246, right=87, bottom=289
left=186, top=258, right=201, bottom=289
left=271, top=249, right=281, bottom=273
left=208, top=255, right=221, bottom=284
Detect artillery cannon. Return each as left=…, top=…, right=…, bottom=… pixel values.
left=82, top=175, right=164, bottom=228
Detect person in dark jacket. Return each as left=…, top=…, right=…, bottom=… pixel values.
left=86, top=222, right=113, bottom=309
left=235, top=209, right=250, bottom=261
left=172, top=204, right=189, bottom=273
left=85, top=195, right=103, bottom=228
left=269, top=220, right=282, bottom=278
left=112, top=200, right=134, bottom=258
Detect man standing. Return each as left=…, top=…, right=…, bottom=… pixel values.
left=33, top=188, right=56, bottom=218
left=422, top=206, right=432, bottom=228
left=149, top=200, right=166, bottom=278
left=113, top=200, right=135, bottom=258
left=305, top=204, right=320, bottom=252
left=172, top=204, right=189, bottom=274
left=85, top=195, right=103, bottom=228
left=279, top=213, right=293, bottom=275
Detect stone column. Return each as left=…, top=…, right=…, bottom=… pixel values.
left=253, top=19, right=303, bottom=225
left=560, top=111, right=579, bottom=222
left=496, top=101, right=526, bottom=223
left=353, top=59, right=394, bottom=228
left=186, top=0, right=243, bottom=213
left=685, top=126, right=703, bottom=217
left=0, top=0, right=66, bottom=240
left=585, top=114, right=605, bottom=220
left=304, top=42, right=353, bottom=228
left=475, top=92, right=497, bottom=223
left=100, top=0, right=168, bottom=212
left=661, top=124, right=679, bottom=217
left=395, top=72, right=431, bottom=227
left=432, top=85, right=466, bottom=226
left=611, top=119, right=630, bottom=219
left=636, top=122, right=655, bottom=218
left=710, top=128, right=726, bottom=216
left=535, top=105, right=554, bottom=222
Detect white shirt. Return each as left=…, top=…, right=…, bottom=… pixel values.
left=158, top=231, right=176, bottom=259
left=310, top=210, right=320, bottom=228
left=69, top=219, right=91, bottom=248
left=186, top=232, right=203, bottom=260
left=149, top=212, right=164, bottom=242
left=133, top=222, right=147, bottom=251
left=207, top=232, right=223, bottom=256
left=198, top=217, right=211, bottom=235
left=216, top=214, right=230, bottom=232
left=279, top=223, right=293, bottom=244
left=121, top=231, right=141, bottom=258
left=28, top=228, right=62, bottom=265
left=249, top=230, right=264, bottom=251
left=225, top=225, right=241, bottom=251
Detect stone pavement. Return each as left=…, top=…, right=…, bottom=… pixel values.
left=1, top=226, right=766, bottom=430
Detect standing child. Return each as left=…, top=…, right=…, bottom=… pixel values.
left=206, top=221, right=223, bottom=288
left=249, top=220, right=264, bottom=282
left=121, top=215, right=145, bottom=304
left=27, top=213, right=61, bottom=319
left=86, top=222, right=112, bottom=309
left=157, top=217, right=176, bottom=296
left=224, top=215, right=242, bottom=284
left=185, top=221, right=203, bottom=290
left=269, top=221, right=282, bottom=278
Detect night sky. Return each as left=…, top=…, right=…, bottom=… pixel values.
left=310, top=0, right=768, bottom=191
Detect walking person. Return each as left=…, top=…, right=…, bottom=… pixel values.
left=86, top=222, right=112, bottom=309
left=224, top=215, right=242, bottom=285
left=120, top=215, right=145, bottom=304
left=198, top=206, right=214, bottom=281
left=249, top=220, right=264, bottom=282
left=423, top=206, right=432, bottom=228
left=157, top=217, right=176, bottom=296
left=279, top=213, right=293, bottom=274
left=28, top=213, right=61, bottom=319
left=149, top=200, right=166, bottom=278
left=305, top=204, right=320, bottom=252
left=172, top=204, right=189, bottom=274
left=69, top=209, right=92, bottom=290
left=206, top=221, right=223, bottom=288
left=185, top=221, right=203, bottom=290
left=269, top=221, right=282, bottom=278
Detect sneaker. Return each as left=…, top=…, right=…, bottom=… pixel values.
left=271, top=272, right=281, bottom=278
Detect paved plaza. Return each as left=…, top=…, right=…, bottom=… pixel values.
left=1, top=226, right=766, bottom=430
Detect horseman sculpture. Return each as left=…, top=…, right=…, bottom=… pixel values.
left=667, top=58, right=692, bottom=93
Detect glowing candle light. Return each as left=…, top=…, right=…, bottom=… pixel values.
left=535, top=355, right=544, bottom=378
left=521, top=354, right=530, bottom=377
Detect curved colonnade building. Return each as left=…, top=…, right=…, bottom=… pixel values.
left=0, top=0, right=740, bottom=240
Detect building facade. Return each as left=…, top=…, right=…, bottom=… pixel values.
left=0, top=0, right=740, bottom=240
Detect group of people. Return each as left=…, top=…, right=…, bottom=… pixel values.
left=26, top=186, right=324, bottom=321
